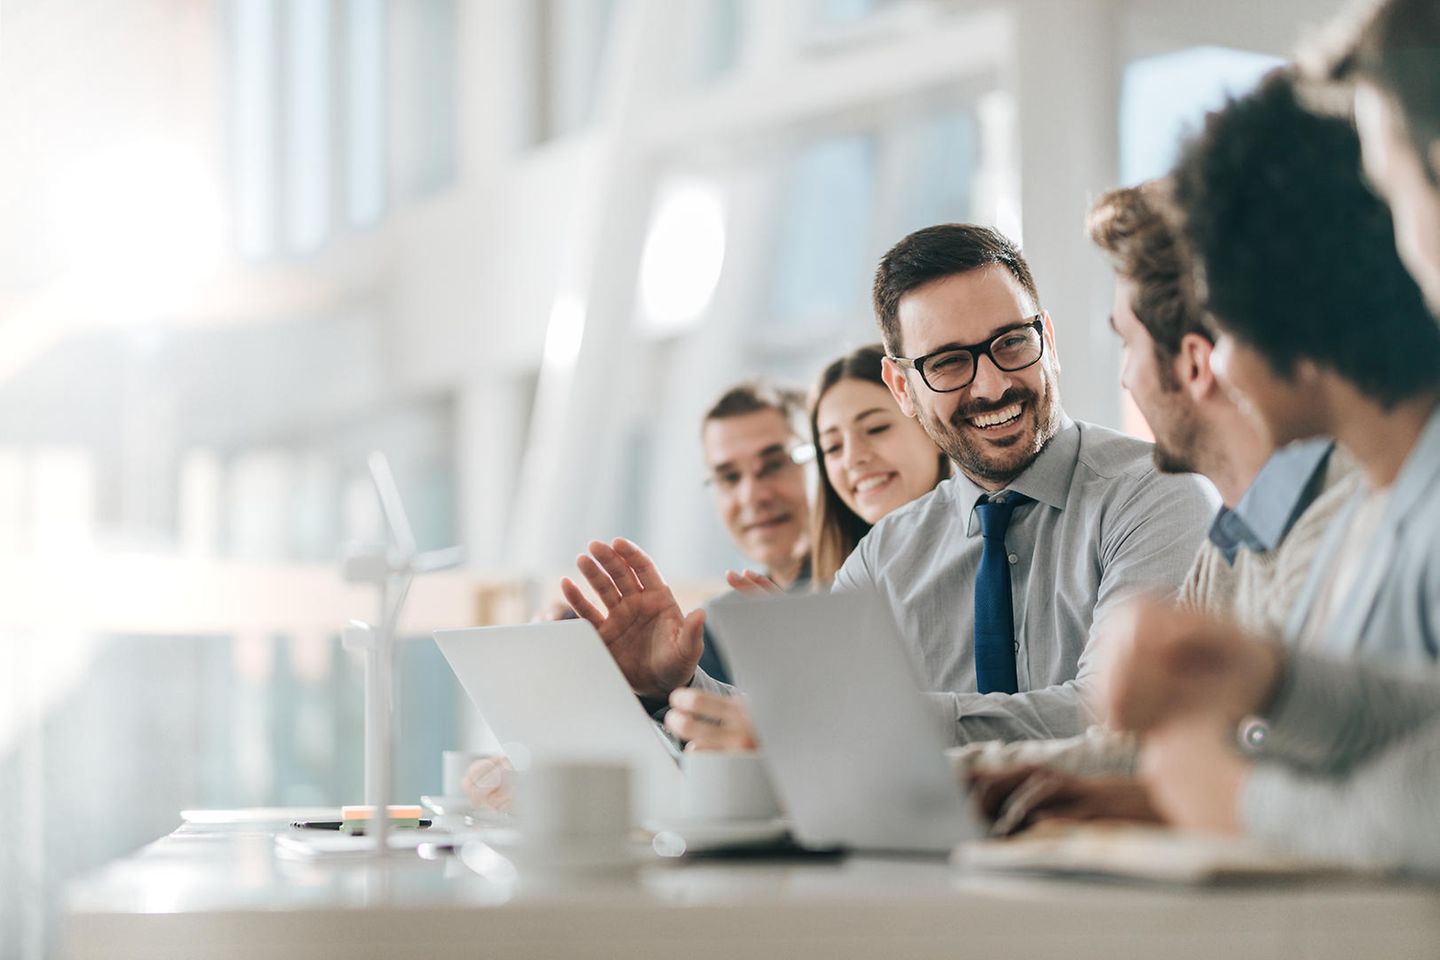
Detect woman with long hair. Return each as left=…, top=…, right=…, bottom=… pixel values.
left=808, top=344, right=950, bottom=585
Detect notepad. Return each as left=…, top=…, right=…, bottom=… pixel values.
left=955, top=823, right=1352, bottom=885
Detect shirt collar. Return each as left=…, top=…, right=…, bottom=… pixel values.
left=955, top=415, right=1078, bottom=534
left=1208, top=438, right=1334, bottom=565
left=1382, top=402, right=1440, bottom=519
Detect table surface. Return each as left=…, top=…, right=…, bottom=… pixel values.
left=61, top=810, right=1440, bottom=960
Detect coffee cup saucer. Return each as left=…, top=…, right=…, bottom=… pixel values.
left=643, top=816, right=789, bottom=852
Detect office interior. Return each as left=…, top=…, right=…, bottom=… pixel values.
left=0, top=0, right=1355, bottom=956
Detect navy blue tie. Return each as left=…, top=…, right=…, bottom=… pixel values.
left=974, top=493, right=1030, bottom=695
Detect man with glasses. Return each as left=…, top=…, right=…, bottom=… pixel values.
left=566, top=224, right=1214, bottom=745
left=691, top=381, right=813, bottom=687
left=826, top=223, right=1215, bottom=742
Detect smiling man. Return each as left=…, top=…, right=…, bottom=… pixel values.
left=822, top=223, right=1217, bottom=742
left=563, top=226, right=1215, bottom=745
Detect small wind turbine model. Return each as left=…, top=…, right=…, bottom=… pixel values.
left=341, top=451, right=465, bottom=855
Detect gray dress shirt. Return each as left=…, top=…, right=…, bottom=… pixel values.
left=832, top=416, right=1217, bottom=745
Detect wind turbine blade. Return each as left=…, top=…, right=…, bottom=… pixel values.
left=368, top=451, right=416, bottom=557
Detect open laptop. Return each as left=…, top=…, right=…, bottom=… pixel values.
left=434, top=620, right=686, bottom=823
left=706, top=589, right=983, bottom=853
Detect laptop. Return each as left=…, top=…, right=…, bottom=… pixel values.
left=705, top=589, right=983, bottom=853
left=434, top=619, right=686, bottom=823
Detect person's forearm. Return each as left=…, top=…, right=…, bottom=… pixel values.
left=1259, top=651, right=1440, bottom=772
left=1241, top=717, right=1440, bottom=874
left=927, top=683, right=1096, bottom=746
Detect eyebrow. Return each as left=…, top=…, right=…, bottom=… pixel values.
left=709, top=442, right=788, bottom=472
left=819, top=407, right=889, bottom=436
left=918, top=317, right=1034, bottom=355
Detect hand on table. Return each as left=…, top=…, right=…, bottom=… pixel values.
left=560, top=538, right=706, bottom=700
left=969, top=764, right=1162, bottom=837
left=1139, top=717, right=1251, bottom=835
left=663, top=689, right=759, bottom=751
left=1099, top=600, right=1286, bottom=734
left=461, top=755, right=513, bottom=812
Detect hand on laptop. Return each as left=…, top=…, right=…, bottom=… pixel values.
left=1138, top=716, right=1250, bottom=834
left=1100, top=600, right=1286, bottom=734
left=664, top=688, right=758, bottom=751
left=970, top=764, right=1162, bottom=838
left=561, top=538, right=706, bottom=699
left=724, top=569, right=782, bottom=595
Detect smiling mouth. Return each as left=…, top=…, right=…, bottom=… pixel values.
left=745, top=514, right=792, bottom=533
left=968, top=401, right=1025, bottom=430
left=852, top=473, right=897, bottom=497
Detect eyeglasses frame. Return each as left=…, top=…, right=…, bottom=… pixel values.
left=887, top=315, right=1046, bottom=394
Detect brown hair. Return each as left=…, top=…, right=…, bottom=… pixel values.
left=701, top=380, right=805, bottom=437
left=1086, top=181, right=1210, bottom=388
left=1309, top=0, right=1440, bottom=166
left=872, top=224, right=1041, bottom=356
left=807, top=345, right=950, bottom=586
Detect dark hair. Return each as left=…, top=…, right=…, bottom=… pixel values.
left=872, top=224, right=1041, bottom=356
left=1171, top=70, right=1440, bottom=407
left=807, top=345, right=949, bottom=585
left=1318, top=0, right=1440, bottom=160
left=701, top=380, right=805, bottom=436
left=1087, top=181, right=1210, bottom=388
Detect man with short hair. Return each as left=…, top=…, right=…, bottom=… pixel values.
left=1307, top=0, right=1440, bottom=317
left=690, top=381, right=812, bottom=686
left=1097, top=71, right=1440, bottom=869
left=1087, top=181, right=1355, bottom=633
left=567, top=224, right=1216, bottom=746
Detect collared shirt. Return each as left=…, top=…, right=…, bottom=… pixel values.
left=832, top=416, right=1217, bottom=745
left=1208, top=440, right=1335, bottom=566
left=1285, top=404, right=1440, bottom=665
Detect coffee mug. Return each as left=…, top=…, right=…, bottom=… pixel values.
left=512, top=758, right=632, bottom=848
left=683, top=751, right=782, bottom=822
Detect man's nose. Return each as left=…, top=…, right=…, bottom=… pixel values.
left=968, top=353, right=1011, bottom=401
left=737, top=471, right=774, bottom=508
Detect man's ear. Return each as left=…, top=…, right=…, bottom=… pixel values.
left=881, top=356, right=919, bottom=418
left=1176, top=333, right=1217, bottom=402
left=1041, top=310, right=1060, bottom=374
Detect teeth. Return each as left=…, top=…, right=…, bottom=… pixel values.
left=855, top=475, right=891, bottom=494
left=971, top=403, right=1023, bottom=428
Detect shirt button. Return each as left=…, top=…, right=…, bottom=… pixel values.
left=1008, top=553, right=1018, bottom=564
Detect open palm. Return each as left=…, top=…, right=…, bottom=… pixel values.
left=560, top=538, right=705, bottom=699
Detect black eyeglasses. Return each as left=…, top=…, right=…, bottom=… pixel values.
left=888, top=316, right=1045, bottom=393
left=704, top=443, right=815, bottom=492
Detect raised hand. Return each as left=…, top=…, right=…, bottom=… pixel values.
left=560, top=537, right=705, bottom=699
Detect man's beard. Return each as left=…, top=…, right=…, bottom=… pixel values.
left=917, top=371, right=1062, bottom=487
left=1147, top=385, right=1203, bottom=475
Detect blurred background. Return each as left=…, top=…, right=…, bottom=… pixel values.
left=0, top=0, right=1342, bottom=955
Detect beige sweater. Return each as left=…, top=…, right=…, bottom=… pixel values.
left=1177, top=448, right=1361, bottom=635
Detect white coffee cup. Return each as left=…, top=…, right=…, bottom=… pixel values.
left=683, top=751, right=782, bottom=822
left=512, top=758, right=632, bottom=849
